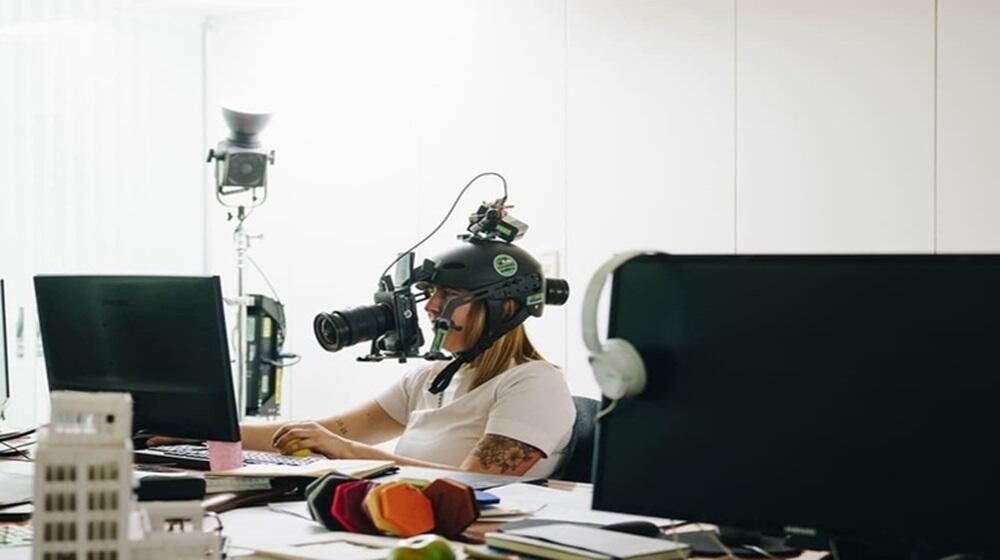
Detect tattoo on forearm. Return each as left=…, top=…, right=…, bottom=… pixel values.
left=334, top=418, right=348, bottom=436
left=472, top=434, right=543, bottom=474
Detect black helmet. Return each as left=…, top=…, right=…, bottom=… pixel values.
left=426, top=239, right=567, bottom=317
left=421, top=238, right=569, bottom=395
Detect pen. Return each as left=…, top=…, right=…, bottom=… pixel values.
left=462, top=545, right=521, bottom=560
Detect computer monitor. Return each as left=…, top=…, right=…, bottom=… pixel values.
left=1, top=279, right=9, bottom=416
left=34, top=276, right=240, bottom=442
left=593, top=254, right=1000, bottom=558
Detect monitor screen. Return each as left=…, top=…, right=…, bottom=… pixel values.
left=593, top=254, right=1000, bottom=555
left=1, top=279, right=9, bottom=412
left=35, top=276, right=240, bottom=442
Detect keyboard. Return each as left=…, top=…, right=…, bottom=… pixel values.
left=0, top=524, right=32, bottom=548
left=135, top=444, right=321, bottom=471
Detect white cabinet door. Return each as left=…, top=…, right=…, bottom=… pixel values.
left=736, top=0, right=935, bottom=253
left=937, top=0, right=1000, bottom=252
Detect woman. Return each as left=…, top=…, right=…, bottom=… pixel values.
left=241, top=240, right=575, bottom=478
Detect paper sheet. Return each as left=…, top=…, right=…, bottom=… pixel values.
left=489, top=483, right=680, bottom=527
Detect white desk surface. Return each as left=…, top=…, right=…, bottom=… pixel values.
left=2, top=457, right=687, bottom=560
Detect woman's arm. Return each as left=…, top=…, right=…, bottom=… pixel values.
left=458, top=434, right=544, bottom=476
left=339, top=435, right=544, bottom=474
left=242, top=399, right=406, bottom=452
left=270, top=421, right=455, bottom=470
left=274, top=426, right=544, bottom=475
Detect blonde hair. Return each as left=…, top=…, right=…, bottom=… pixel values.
left=464, top=299, right=545, bottom=390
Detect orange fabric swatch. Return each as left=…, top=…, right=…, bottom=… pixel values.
left=379, top=482, right=436, bottom=537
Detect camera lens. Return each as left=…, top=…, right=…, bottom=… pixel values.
left=313, top=304, right=394, bottom=352
left=545, top=278, right=569, bottom=306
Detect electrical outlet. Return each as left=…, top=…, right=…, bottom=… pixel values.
left=539, top=250, right=560, bottom=278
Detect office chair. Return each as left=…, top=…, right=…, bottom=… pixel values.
left=553, top=396, right=601, bottom=483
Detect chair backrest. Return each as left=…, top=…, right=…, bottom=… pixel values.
left=553, top=396, right=601, bottom=483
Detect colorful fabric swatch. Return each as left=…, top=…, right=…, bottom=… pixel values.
left=423, top=478, right=479, bottom=538
left=379, top=481, right=436, bottom=537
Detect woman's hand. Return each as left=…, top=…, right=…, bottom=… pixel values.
left=271, top=421, right=360, bottom=459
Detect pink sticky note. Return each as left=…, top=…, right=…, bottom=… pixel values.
left=207, top=440, right=244, bottom=471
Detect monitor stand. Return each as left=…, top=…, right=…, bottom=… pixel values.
left=674, top=527, right=800, bottom=558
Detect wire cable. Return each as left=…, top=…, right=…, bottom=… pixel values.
left=745, top=544, right=779, bottom=559
left=264, top=356, right=301, bottom=368
left=594, top=398, right=619, bottom=422
left=377, top=171, right=508, bottom=285
left=829, top=538, right=842, bottom=560
left=246, top=254, right=282, bottom=304
left=0, top=438, right=33, bottom=462
left=701, top=523, right=741, bottom=560
left=245, top=252, right=299, bottom=370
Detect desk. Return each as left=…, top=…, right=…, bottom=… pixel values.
left=3, top=457, right=820, bottom=560
left=0, top=456, right=32, bottom=560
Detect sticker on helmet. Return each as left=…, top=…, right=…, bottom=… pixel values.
left=526, top=292, right=544, bottom=306
left=493, top=254, right=519, bottom=277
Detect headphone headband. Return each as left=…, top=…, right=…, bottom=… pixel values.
left=581, top=251, right=661, bottom=353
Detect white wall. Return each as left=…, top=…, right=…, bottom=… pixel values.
left=203, top=1, right=569, bottom=418
left=201, top=0, right=1000, bottom=421
left=937, top=0, right=1000, bottom=251
left=566, top=0, right=736, bottom=395
left=736, top=0, right=935, bottom=253
left=0, top=0, right=205, bottom=426
left=5, top=0, right=1000, bottom=425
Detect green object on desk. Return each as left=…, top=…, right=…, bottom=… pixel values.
left=388, top=534, right=455, bottom=560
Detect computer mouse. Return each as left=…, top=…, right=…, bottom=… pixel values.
left=280, top=439, right=312, bottom=457
left=601, top=520, right=662, bottom=538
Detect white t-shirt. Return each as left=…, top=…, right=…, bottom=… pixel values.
left=375, top=360, right=575, bottom=479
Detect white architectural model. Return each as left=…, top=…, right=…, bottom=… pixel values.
left=33, top=392, right=135, bottom=560
left=131, top=501, right=222, bottom=560
left=33, top=391, right=221, bottom=560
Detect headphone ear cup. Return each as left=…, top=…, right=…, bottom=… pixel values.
left=589, top=338, right=647, bottom=400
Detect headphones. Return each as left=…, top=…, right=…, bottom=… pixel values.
left=582, top=251, right=660, bottom=400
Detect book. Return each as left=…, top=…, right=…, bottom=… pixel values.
left=203, top=475, right=274, bottom=493
left=0, top=472, right=32, bottom=508
left=214, top=459, right=396, bottom=480
left=485, top=523, right=690, bottom=560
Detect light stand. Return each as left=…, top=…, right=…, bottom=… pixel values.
left=231, top=205, right=259, bottom=421
left=207, top=107, right=275, bottom=420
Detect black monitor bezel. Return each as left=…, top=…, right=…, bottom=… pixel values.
left=35, top=275, right=241, bottom=442
left=1, top=279, right=9, bottom=411
left=592, top=253, right=1000, bottom=556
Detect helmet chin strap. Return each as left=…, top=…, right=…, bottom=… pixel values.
left=428, top=302, right=531, bottom=395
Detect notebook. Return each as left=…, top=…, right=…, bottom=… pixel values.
left=486, top=523, right=690, bottom=560
left=0, top=473, right=32, bottom=508
left=214, top=458, right=396, bottom=479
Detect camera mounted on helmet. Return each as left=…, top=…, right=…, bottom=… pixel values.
left=463, top=198, right=528, bottom=243
left=312, top=172, right=569, bottom=393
